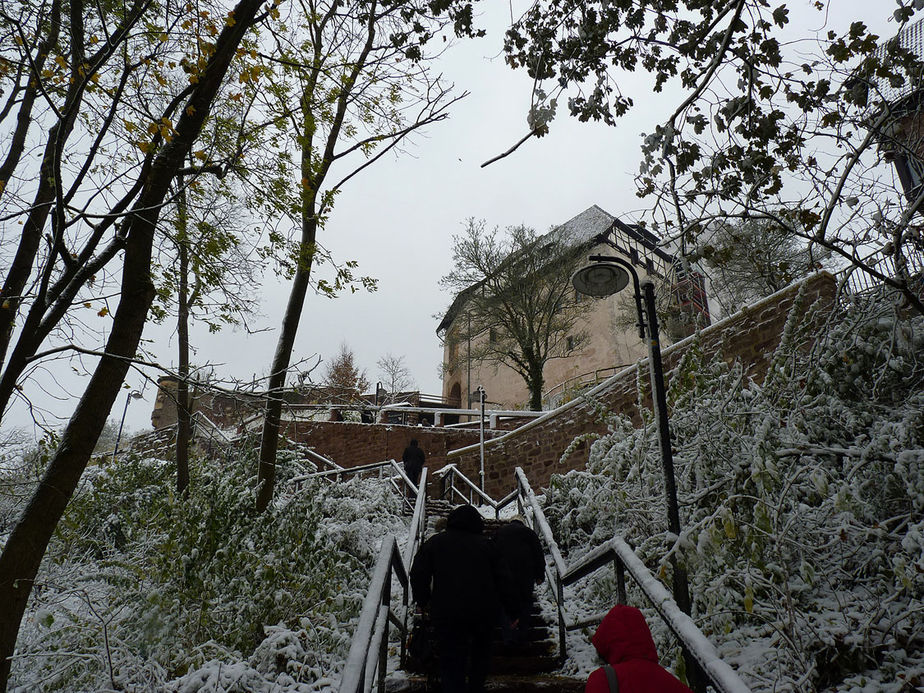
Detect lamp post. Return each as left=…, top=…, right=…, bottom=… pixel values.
left=572, top=252, right=692, bottom=618
left=112, top=390, right=143, bottom=463
left=476, top=385, right=486, bottom=492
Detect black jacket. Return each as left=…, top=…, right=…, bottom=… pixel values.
left=410, top=506, right=511, bottom=625
left=402, top=444, right=425, bottom=480
left=493, top=520, right=545, bottom=616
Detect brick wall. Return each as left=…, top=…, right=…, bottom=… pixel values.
left=446, top=272, right=838, bottom=498
left=284, top=421, right=488, bottom=473
left=126, top=418, right=489, bottom=477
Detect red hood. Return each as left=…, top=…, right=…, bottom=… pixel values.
left=591, top=605, right=660, bottom=665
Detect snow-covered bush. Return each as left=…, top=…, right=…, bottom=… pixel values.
left=8, top=450, right=405, bottom=691
left=543, top=292, right=924, bottom=691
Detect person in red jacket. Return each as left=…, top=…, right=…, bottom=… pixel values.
left=585, top=604, right=693, bottom=693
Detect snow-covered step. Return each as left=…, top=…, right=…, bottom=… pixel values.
left=385, top=673, right=585, bottom=692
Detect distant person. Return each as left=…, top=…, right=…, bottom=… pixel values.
left=402, top=438, right=425, bottom=489
left=410, top=504, right=513, bottom=693
left=585, top=604, right=693, bottom=693
left=493, top=516, right=545, bottom=634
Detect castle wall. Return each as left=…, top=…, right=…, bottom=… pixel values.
left=127, top=419, right=488, bottom=483
left=444, top=272, right=838, bottom=498
left=283, top=421, right=488, bottom=473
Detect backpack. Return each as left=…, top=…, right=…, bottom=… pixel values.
left=603, top=664, right=620, bottom=692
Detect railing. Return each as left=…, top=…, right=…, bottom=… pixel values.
left=542, top=366, right=622, bottom=409
left=515, top=467, right=751, bottom=693
left=836, top=247, right=924, bottom=300
left=337, top=464, right=749, bottom=692
left=339, top=468, right=428, bottom=693
left=189, top=411, right=235, bottom=444
left=299, top=447, right=343, bottom=473
left=432, top=463, right=518, bottom=518
left=294, top=458, right=420, bottom=513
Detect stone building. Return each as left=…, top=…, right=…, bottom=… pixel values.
left=438, top=205, right=709, bottom=411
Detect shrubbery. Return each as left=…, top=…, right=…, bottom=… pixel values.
left=7, top=449, right=404, bottom=691
left=543, top=292, right=924, bottom=691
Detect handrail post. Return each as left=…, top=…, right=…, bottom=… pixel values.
left=377, top=570, right=392, bottom=692
left=614, top=557, right=626, bottom=605
left=400, top=577, right=408, bottom=666
left=556, top=573, right=567, bottom=663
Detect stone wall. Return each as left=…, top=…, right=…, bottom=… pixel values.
left=283, top=421, right=488, bottom=473
left=446, top=272, right=838, bottom=498
left=125, top=419, right=489, bottom=480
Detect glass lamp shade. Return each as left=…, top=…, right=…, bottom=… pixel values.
left=571, top=262, right=630, bottom=297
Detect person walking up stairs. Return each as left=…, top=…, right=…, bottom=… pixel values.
left=397, top=503, right=581, bottom=692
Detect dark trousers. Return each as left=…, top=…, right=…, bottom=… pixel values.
left=434, top=620, right=493, bottom=693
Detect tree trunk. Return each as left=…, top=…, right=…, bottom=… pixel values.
left=176, top=180, right=191, bottom=495
left=0, top=208, right=156, bottom=691
left=256, top=216, right=317, bottom=512
left=0, top=0, right=267, bottom=683
left=526, top=356, right=544, bottom=411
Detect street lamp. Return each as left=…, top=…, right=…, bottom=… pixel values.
left=572, top=252, right=693, bottom=618
left=112, top=390, right=143, bottom=463
left=476, top=385, right=487, bottom=492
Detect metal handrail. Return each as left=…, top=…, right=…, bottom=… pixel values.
left=295, top=459, right=420, bottom=513
left=339, top=468, right=428, bottom=693
left=302, top=459, right=398, bottom=480
left=301, top=447, right=344, bottom=472
left=403, top=468, right=429, bottom=567
left=542, top=366, right=621, bottom=406
left=432, top=463, right=518, bottom=518
left=515, top=467, right=751, bottom=693
left=338, top=535, right=408, bottom=693
left=189, top=411, right=235, bottom=444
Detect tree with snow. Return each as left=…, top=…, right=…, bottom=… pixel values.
left=501, top=1, right=924, bottom=314
left=439, top=220, right=593, bottom=411
left=693, top=217, right=820, bottom=315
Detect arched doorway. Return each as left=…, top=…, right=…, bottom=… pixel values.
left=448, top=382, right=462, bottom=407
left=445, top=382, right=462, bottom=425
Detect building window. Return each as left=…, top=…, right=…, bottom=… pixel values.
left=895, top=153, right=924, bottom=204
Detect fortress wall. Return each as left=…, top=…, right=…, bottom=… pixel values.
left=446, top=273, right=838, bottom=498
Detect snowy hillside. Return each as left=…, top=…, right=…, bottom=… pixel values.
left=2, top=293, right=922, bottom=692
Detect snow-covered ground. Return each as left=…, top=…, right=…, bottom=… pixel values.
left=3, top=295, right=923, bottom=691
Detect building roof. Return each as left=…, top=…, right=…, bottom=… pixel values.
left=436, top=205, right=671, bottom=333
left=852, top=17, right=924, bottom=110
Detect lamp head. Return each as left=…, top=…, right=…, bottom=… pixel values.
left=571, top=262, right=630, bottom=297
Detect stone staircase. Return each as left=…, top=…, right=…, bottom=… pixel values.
left=386, top=500, right=584, bottom=692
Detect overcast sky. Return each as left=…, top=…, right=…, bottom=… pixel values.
left=3, top=1, right=899, bottom=437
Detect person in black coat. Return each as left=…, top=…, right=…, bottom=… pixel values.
left=410, top=505, right=512, bottom=693
left=493, top=517, right=545, bottom=633
left=401, top=438, right=425, bottom=488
